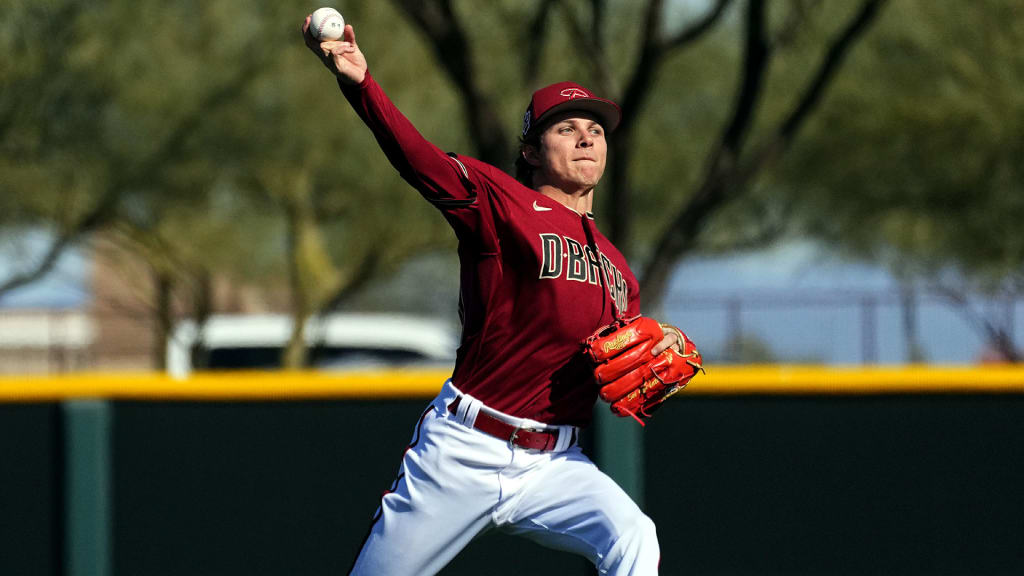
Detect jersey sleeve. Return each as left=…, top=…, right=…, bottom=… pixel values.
left=340, top=72, right=481, bottom=217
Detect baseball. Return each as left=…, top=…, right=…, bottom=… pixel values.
left=310, top=7, right=345, bottom=41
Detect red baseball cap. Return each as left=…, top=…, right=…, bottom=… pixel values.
left=522, top=81, right=621, bottom=138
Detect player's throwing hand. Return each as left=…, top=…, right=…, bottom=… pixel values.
left=302, top=16, right=367, bottom=85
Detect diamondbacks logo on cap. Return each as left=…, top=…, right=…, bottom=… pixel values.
left=559, top=88, right=590, bottom=99
left=522, top=109, right=532, bottom=137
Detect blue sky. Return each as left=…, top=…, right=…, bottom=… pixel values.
left=0, top=230, right=89, bottom=309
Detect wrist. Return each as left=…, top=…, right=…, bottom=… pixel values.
left=337, top=69, right=371, bottom=91
left=337, top=69, right=367, bottom=86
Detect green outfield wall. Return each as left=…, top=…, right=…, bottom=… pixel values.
left=2, top=367, right=1023, bottom=576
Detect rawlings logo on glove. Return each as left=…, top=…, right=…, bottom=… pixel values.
left=583, top=316, right=703, bottom=425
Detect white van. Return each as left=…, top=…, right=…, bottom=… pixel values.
left=166, top=313, right=457, bottom=378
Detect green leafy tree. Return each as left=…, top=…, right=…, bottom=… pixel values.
left=22, top=0, right=1021, bottom=370
left=0, top=0, right=461, bottom=369
left=389, top=0, right=887, bottom=314
left=776, top=0, right=1024, bottom=359
left=220, top=1, right=461, bottom=367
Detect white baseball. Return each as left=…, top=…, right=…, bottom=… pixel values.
left=310, top=7, right=345, bottom=41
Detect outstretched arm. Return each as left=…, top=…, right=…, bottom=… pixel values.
left=301, top=16, right=478, bottom=211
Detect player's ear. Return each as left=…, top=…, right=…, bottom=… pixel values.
left=521, top=143, right=541, bottom=167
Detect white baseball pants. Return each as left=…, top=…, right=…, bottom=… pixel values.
left=348, top=381, right=660, bottom=575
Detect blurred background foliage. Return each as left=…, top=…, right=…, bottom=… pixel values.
left=779, top=0, right=1024, bottom=287
left=1, top=0, right=1021, bottom=366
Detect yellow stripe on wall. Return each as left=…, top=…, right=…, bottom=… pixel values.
left=2, top=366, right=1024, bottom=403
left=0, top=370, right=450, bottom=402
left=693, top=365, right=1024, bottom=395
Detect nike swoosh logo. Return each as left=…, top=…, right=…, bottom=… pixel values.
left=533, top=201, right=552, bottom=212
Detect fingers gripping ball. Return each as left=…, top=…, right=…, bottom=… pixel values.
left=310, top=7, right=345, bottom=41
left=584, top=316, right=704, bottom=424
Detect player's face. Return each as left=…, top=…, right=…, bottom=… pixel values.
left=534, top=114, right=607, bottom=192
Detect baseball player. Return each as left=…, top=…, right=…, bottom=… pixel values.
left=303, top=16, right=693, bottom=576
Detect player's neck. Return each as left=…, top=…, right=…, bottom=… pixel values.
left=537, top=185, right=594, bottom=215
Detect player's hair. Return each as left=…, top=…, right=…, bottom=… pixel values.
left=514, top=134, right=541, bottom=188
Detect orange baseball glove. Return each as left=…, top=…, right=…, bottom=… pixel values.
left=583, top=316, right=703, bottom=424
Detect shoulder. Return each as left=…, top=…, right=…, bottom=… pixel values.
left=449, top=155, right=520, bottom=186
left=445, top=153, right=537, bottom=205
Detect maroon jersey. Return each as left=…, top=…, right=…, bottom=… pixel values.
left=343, top=73, right=640, bottom=426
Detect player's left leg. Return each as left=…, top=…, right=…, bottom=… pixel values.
left=495, top=446, right=660, bottom=575
left=348, top=385, right=505, bottom=576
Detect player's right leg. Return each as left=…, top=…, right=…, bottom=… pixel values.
left=348, top=383, right=502, bottom=576
left=498, top=446, right=660, bottom=575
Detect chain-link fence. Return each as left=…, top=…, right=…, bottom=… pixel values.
left=662, top=290, right=1019, bottom=365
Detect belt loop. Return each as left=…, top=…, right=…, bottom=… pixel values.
left=452, top=395, right=466, bottom=423
left=554, top=426, right=573, bottom=452
left=461, top=396, right=481, bottom=427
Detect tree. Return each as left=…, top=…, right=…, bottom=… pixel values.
left=1, top=0, right=116, bottom=296
left=219, top=0, right=461, bottom=367
left=776, top=0, right=1024, bottom=359
left=0, top=0, right=297, bottom=368
left=390, top=0, right=888, bottom=313
left=0, top=0, right=461, bottom=369
left=636, top=0, right=888, bottom=309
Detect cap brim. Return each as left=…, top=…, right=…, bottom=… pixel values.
left=528, top=98, right=621, bottom=137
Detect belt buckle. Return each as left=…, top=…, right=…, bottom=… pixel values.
left=509, top=424, right=552, bottom=450
left=508, top=424, right=524, bottom=449
left=509, top=424, right=544, bottom=449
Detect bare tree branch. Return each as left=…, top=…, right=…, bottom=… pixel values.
left=588, top=0, right=617, bottom=95
left=663, top=0, right=734, bottom=52
left=391, top=0, right=510, bottom=165
left=778, top=0, right=885, bottom=142
left=720, top=0, right=771, bottom=154
left=931, top=282, right=1019, bottom=361
left=637, top=0, right=770, bottom=308
left=0, top=227, right=81, bottom=297
left=557, top=0, right=618, bottom=96
left=621, top=0, right=732, bottom=130
left=523, top=0, right=559, bottom=87
left=617, top=0, right=666, bottom=135
left=606, top=0, right=732, bottom=246
left=639, top=0, right=887, bottom=310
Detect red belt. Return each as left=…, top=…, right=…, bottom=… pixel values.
left=447, top=396, right=576, bottom=452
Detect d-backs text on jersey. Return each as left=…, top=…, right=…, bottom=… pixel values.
left=537, top=233, right=628, bottom=313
